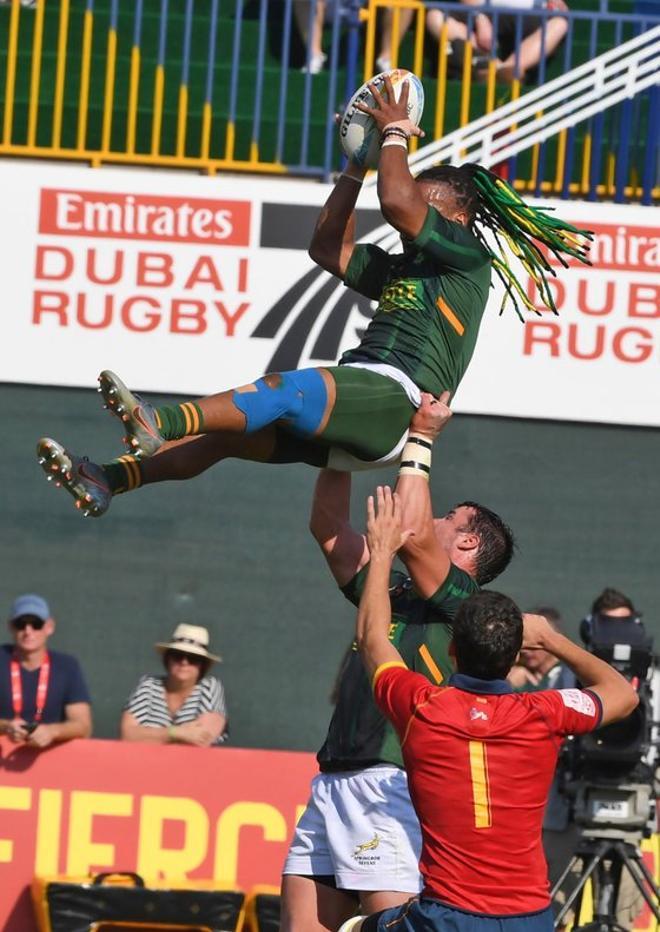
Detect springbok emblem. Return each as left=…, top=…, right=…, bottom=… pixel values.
left=353, top=833, right=381, bottom=857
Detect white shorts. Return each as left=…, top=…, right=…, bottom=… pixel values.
left=282, top=766, right=422, bottom=893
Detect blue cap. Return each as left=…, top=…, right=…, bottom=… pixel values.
left=9, top=594, right=51, bottom=623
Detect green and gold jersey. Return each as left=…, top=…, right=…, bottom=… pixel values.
left=342, top=206, right=491, bottom=396
left=317, top=563, right=479, bottom=772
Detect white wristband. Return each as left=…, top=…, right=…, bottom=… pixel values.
left=381, top=137, right=408, bottom=150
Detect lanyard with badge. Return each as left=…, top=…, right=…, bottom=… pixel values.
left=10, top=653, right=51, bottom=724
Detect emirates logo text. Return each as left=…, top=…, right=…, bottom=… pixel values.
left=39, top=189, right=251, bottom=246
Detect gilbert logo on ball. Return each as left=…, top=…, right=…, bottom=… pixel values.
left=339, top=69, right=424, bottom=170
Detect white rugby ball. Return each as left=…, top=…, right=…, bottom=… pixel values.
left=339, top=69, right=424, bottom=170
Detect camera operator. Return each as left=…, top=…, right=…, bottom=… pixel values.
left=582, top=587, right=642, bottom=641
left=552, top=587, right=653, bottom=929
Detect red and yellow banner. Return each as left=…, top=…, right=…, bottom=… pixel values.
left=1, top=737, right=658, bottom=930
left=0, top=736, right=317, bottom=932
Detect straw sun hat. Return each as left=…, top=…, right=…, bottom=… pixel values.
left=155, top=623, right=222, bottom=663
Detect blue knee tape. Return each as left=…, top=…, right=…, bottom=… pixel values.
left=232, top=368, right=328, bottom=435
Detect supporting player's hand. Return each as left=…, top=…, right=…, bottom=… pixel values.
left=410, top=391, right=452, bottom=440
left=366, top=486, right=414, bottom=561
left=521, top=613, right=556, bottom=651
left=356, top=74, right=425, bottom=138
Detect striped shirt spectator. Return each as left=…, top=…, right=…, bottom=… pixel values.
left=125, top=673, right=227, bottom=744
left=120, top=624, right=228, bottom=747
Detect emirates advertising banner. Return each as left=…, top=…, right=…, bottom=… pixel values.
left=0, top=161, right=658, bottom=427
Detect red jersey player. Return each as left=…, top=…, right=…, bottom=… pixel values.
left=342, top=485, right=638, bottom=932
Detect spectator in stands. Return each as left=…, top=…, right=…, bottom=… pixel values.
left=295, top=0, right=327, bottom=74
left=376, top=5, right=415, bottom=73
left=120, top=623, right=228, bottom=747
left=467, top=0, right=570, bottom=83
left=0, top=594, right=92, bottom=748
left=508, top=606, right=575, bottom=692
left=376, top=5, right=491, bottom=76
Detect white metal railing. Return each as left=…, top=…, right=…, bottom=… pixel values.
left=352, top=26, right=659, bottom=258
left=401, top=25, right=660, bottom=173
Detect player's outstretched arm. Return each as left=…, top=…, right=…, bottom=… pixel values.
left=356, top=74, right=427, bottom=239
left=522, top=614, right=639, bottom=726
left=310, top=468, right=369, bottom=587
left=396, top=393, right=454, bottom=597
left=356, top=487, right=412, bottom=680
left=308, top=161, right=366, bottom=279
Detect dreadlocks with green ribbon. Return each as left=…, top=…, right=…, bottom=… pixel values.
left=416, top=164, right=593, bottom=320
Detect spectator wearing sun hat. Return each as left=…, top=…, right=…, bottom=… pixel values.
left=120, top=623, right=228, bottom=747
left=0, top=593, right=92, bottom=748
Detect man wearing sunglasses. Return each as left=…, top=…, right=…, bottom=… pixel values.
left=0, top=594, right=92, bottom=748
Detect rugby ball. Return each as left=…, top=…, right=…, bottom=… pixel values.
left=339, top=69, right=424, bottom=170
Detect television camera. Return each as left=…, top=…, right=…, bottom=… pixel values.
left=552, top=612, right=660, bottom=931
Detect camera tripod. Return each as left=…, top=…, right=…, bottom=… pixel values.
left=552, top=832, right=660, bottom=931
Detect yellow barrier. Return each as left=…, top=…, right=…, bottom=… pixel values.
left=0, top=0, right=288, bottom=176
left=77, top=3, right=93, bottom=152
left=2, top=0, right=19, bottom=146
left=0, top=0, right=656, bottom=197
